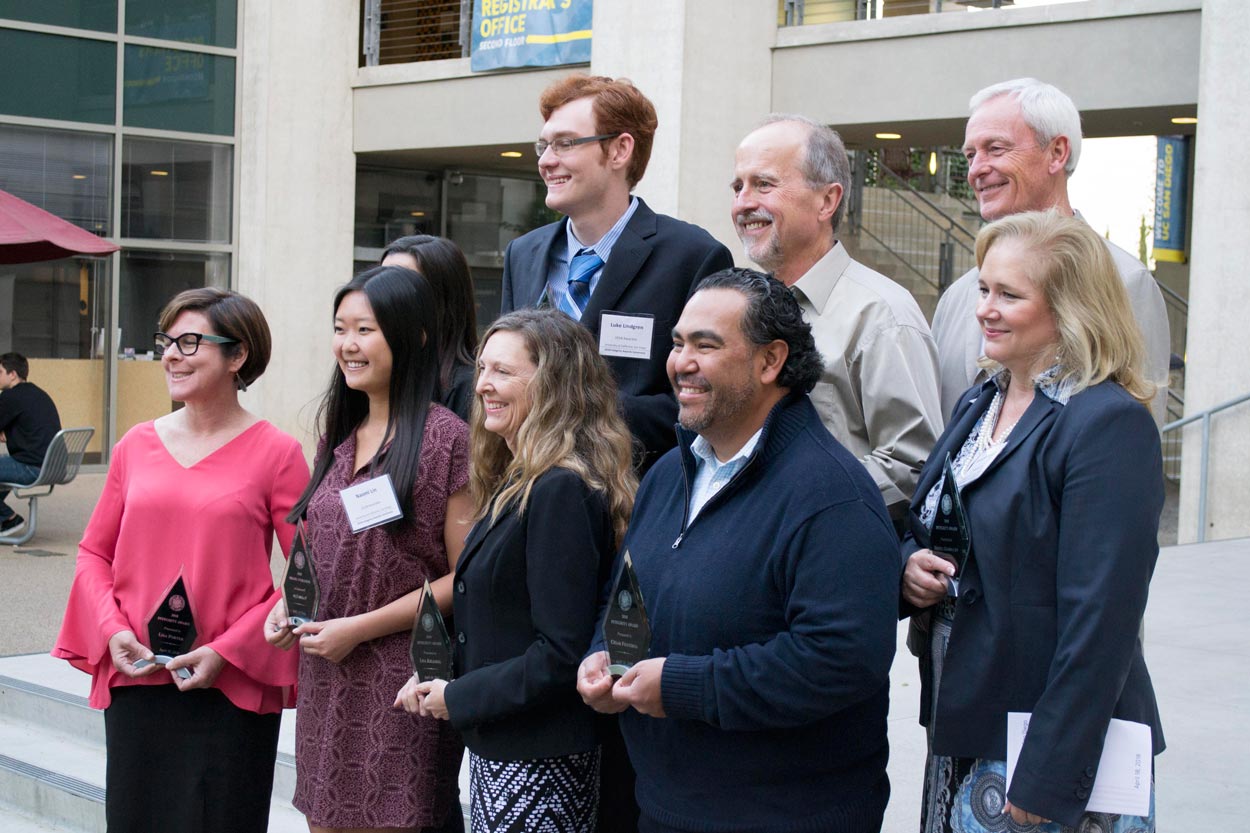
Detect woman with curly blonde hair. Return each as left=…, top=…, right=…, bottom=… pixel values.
left=397, top=308, right=636, bottom=832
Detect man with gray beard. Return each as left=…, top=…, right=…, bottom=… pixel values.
left=732, top=115, right=942, bottom=523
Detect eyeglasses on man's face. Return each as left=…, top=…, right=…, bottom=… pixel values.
left=154, top=331, right=239, bottom=357
left=534, top=133, right=622, bottom=158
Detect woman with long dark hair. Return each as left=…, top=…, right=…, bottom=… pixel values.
left=396, top=308, right=637, bottom=833
left=382, top=235, right=479, bottom=420
left=266, top=264, right=473, bottom=833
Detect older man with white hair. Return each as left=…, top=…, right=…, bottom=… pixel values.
left=931, top=78, right=1171, bottom=422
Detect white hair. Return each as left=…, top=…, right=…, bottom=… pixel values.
left=969, top=78, right=1082, bottom=176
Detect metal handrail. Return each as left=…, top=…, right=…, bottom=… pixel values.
left=1161, top=390, right=1250, bottom=543
left=856, top=224, right=939, bottom=291
left=1157, top=280, right=1188, bottom=311
left=873, top=162, right=978, bottom=252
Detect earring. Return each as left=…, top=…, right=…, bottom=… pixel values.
left=236, top=373, right=249, bottom=393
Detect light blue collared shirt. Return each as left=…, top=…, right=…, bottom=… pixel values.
left=543, top=196, right=640, bottom=316
left=687, top=427, right=763, bottom=523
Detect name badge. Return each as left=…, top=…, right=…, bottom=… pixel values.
left=598, top=311, right=654, bottom=360
left=340, top=474, right=403, bottom=533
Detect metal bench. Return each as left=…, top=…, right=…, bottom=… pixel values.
left=0, top=427, right=95, bottom=546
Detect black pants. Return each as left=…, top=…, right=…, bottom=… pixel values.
left=103, top=685, right=280, bottom=833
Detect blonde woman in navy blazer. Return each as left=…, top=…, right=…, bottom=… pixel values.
left=396, top=309, right=637, bottom=833
left=901, top=211, right=1164, bottom=833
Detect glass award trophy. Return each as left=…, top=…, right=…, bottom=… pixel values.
left=600, top=550, right=651, bottom=678
left=409, top=580, right=453, bottom=683
left=132, top=573, right=197, bottom=680
left=281, top=520, right=319, bottom=627
left=929, top=453, right=971, bottom=591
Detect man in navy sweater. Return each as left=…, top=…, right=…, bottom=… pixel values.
left=578, top=269, right=900, bottom=833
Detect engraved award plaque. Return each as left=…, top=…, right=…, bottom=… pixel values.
left=409, top=580, right=453, bottom=682
left=133, top=573, right=197, bottom=680
left=929, top=453, right=971, bottom=582
left=601, top=550, right=651, bottom=678
left=281, top=520, right=319, bottom=627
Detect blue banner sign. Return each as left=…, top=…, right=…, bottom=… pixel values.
left=471, top=0, right=592, bottom=72
left=1153, top=136, right=1188, bottom=263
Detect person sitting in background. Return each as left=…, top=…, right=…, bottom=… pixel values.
left=0, top=351, right=62, bottom=533
left=382, top=235, right=480, bottom=421
left=901, top=211, right=1164, bottom=832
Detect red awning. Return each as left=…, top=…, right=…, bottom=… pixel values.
left=0, top=188, right=120, bottom=264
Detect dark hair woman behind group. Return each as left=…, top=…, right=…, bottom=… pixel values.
left=382, top=234, right=479, bottom=420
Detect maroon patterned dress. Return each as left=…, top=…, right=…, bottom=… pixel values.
left=293, top=406, right=468, bottom=829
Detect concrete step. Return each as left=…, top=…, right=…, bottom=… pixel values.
left=0, top=654, right=306, bottom=832
left=0, top=801, right=70, bottom=832
left=0, top=653, right=472, bottom=831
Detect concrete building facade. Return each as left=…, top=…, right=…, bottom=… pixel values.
left=3, top=0, right=1245, bottom=541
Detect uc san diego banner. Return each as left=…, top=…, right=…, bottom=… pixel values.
left=471, top=0, right=592, bottom=72
left=1153, top=136, right=1188, bottom=263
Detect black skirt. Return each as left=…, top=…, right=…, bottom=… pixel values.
left=103, top=684, right=281, bottom=833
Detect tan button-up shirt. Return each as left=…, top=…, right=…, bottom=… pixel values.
left=791, top=244, right=944, bottom=517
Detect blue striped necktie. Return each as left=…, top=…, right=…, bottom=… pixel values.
left=559, top=248, right=603, bottom=320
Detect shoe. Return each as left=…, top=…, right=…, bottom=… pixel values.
left=0, top=514, right=24, bottom=533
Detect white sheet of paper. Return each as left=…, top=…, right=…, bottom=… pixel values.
left=1006, top=712, right=1151, bottom=817
left=340, top=473, right=403, bottom=533
left=598, top=311, right=654, bottom=360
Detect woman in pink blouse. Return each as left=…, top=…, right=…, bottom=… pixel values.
left=53, top=288, right=310, bottom=833
left=265, top=264, right=474, bottom=833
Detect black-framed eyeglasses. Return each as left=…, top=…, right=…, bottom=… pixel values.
left=154, top=331, right=239, bottom=357
left=534, top=133, right=622, bottom=158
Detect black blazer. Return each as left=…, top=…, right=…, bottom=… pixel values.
left=902, top=379, right=1165, bottom=828
left=443, top=467, right=615, bottom=761
left=500, top=199, right=733, bottom=470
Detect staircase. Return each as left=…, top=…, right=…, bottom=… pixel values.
left=0, top=653, right=306, bottom=832
left=840, top=150, right=982, bottom=320
left=0, top=653, right=474, bottom=831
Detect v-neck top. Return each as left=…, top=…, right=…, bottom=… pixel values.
left=53, top=420, right=310, bottom=712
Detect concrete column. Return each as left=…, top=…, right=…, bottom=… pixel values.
left=236, top=0, right=359, bottom=450
left=1178, top=0, right=1250, bottom=542
left=591, top=0, right=776, bottom=254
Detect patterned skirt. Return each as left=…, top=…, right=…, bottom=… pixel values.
left=468, top=747, right=600, bottom=833
left=921, top=599, right=1155, bottom=833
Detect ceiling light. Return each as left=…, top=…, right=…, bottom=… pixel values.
left=150, top=170, right=169, bottom=176
left=72, top=174, right=88, bottom=180
left=1170, top=116, right=1198, bottom=125
left=928, top=152, right=938, bottom=176
left=500, top=151, right=524, bottom=158
left=876, top=132, right=902, bottom=140
left=410, top=211, right=425, bottom=217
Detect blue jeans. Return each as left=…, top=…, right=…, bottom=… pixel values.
left=0, top=455, right=40, bottom=520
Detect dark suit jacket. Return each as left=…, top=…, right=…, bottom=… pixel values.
left=500, top=198, right=733, bottom=470
left=443, top=467, right=615, bottom=762
left=902, top=379, right=1165, bottom=827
